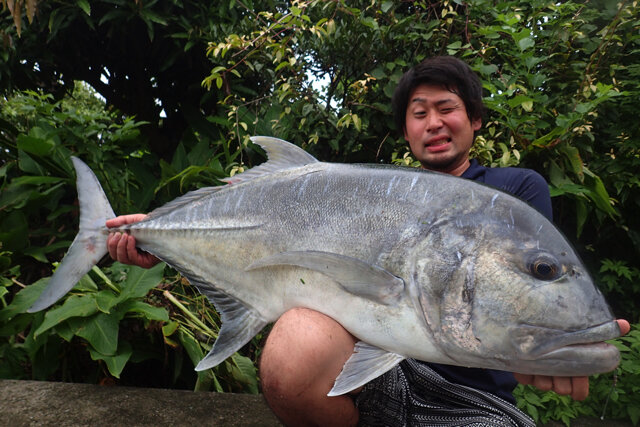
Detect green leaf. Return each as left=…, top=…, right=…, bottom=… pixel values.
left=231, top=353, right=259, bottom=394
left=76, top=311, right=122, bottom=355
left=23, top=241, right=71, bottom=263
left=0, top=278, right=49, bottom=323
left=76, top=0, right=90, bottom=16
left=584, top=168, right=618, bottom=217
left=34, top=294, right=99, bottom=337
left=116, top=262, right=165, bottom=302
left=162, top=320, right=179, bottom=336
left=517, top=37, right=535, bottom=51
left=381, top=1, right=394, bottom=13
left=119, top=300, right=169, bottom=321
left=140, top=10, right=168, bottom=26
left=16, top=134, right=55, bottom=156
left=9, top=175, right=65, bottom=186
left=88, top=340, right=132, bottom=378
left=178, top=329, right=209, bottom=366
left=575, top=198, right=588, bottom=238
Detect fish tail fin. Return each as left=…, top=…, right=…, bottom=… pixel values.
left=28, top=157, right=116, bottom=312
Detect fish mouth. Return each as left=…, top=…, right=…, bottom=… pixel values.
left=512, top=320, right=621, bottom=358
left=507, top=320, right=621, bottom=376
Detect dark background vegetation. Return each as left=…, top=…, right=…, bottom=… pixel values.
left=1, top=0, right=639, bottom=424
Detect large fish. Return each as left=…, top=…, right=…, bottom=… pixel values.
left=29, top=136, right=621, bottom=395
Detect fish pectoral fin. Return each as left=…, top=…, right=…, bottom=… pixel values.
left=192, top=284, right=268, bottom=371
left=328, top=342, right=405, bottom=396
left=246, top=250, right=404, bottom=305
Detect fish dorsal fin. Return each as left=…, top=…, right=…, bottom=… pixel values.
left=147, top=137, right=316, bottom=218
left=222, top=136, right=318, bottom=184
left=246, top=250, right=405, bottom=305
left=186, top=279, right=267, bottom=371
left=146, top=186, right=225, bottom=219
left=328, top=342, right=405, bottom=396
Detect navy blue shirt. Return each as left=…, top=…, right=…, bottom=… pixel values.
left=427, top=159, right=553, bottom=403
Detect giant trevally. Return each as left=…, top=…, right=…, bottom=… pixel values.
left=28, top=136, right=621, bottom=395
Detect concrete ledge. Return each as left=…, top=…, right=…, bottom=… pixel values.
left=2, top=379, right=633, bottom=426
left=0, top=380, right=281, bottom=426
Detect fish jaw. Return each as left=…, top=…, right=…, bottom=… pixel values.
left=504, top=319, right=621, bottom=376
left=525, top=342, right=620, bottom=375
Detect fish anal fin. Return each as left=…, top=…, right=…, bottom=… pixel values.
left=192, top=283, right=267, bottom=371
left=246, top=250, right=404, bottom=305
left=328, top=342, right=404, bottom=396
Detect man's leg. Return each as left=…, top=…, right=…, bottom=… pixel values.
left=260, top=308, right=359, bottom=426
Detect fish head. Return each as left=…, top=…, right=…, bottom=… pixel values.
left=411, top=201, right=621, bottom=376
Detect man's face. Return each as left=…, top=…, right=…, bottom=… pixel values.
left=404, top=84, right=482, bottom=176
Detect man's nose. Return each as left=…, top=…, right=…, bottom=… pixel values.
left=425, top=113, right=443, bottom=131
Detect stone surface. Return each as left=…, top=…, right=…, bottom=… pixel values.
left=0, top=379, right=281, bottom=426
left=1, top=379, right=634, bottom=426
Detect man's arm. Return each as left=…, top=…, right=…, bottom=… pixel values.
left=106, top=214, right=160, bottom=268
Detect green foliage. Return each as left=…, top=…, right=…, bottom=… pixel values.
left=1, top=1, right=639, bottom=420
left=514, top=323, right=640, bottom=426
left=599, top=259, right=640, bottom=321
left=1, top=86, right=149, bottom=280
left=1, top=262, right=168, bottom=379
left=0, top=86, right=256, bottom=391
left=161, top=277, right=260, bottom=393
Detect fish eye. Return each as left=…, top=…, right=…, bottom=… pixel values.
left=527, top=253, right=561, bottom=281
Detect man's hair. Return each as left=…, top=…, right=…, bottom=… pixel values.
left=392, top=56, right=485, bottom=133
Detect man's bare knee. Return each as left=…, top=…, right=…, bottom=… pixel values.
left=260, top=308, right=359, bottom=426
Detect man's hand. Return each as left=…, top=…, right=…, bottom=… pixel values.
left=106, top=214, right=160, bottom=268
left=514, top=319, right=631, bottom=401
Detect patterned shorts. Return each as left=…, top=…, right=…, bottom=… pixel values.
left=355, top=359, right=535, bottom=427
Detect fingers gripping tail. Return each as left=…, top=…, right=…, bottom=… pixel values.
left=28, top=157, right=116, bottom=312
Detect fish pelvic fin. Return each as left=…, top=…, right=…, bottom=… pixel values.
left=194, top=285, right=268, bottom=371
left=222, top=136, right=318, bottom=184
left=328, top=342, right=405, bottom=396
left=28, top=157, right=115, bottom=312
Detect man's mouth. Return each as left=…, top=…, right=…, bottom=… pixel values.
left=426, top=137, right=451, bottom=152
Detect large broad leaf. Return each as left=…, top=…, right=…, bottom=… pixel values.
left=16, top=132, right=56, bottom=156
left=231, top=353, right=259, bottom=394
left=33, top=294, right=99, bottom=337
left=116, top=262, right=165, bottom=302
left=75, top=311, right=123, bottom=356
left=0, top=278, right=49, bottom=323
left=88, top=340, right=133, bottom=378
left=119, top=300, right=169, bottom=322
left=178, top=329, right=219, bottom=391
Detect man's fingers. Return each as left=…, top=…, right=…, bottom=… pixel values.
left=570, top=377, right=589, bottom=401
left=516, top=374, right=590, bottom=401
left=617, top=319, right=630, bottom=335
left=512, top=373, right=533, bottom=385
left=116, top=233, right=133, bottom=264
left=107, top=232, right=120, bottom=261
left=106, top=214, right=148, bottom=228
left=532, top=375, right=553, bottom=391
left=550, top=376, right=572, bottom=396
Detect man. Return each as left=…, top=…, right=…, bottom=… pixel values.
left=107, top=56, right=630, bottom=426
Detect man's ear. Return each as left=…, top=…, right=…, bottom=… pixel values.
left=472, top=118, right=482, bottom=131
